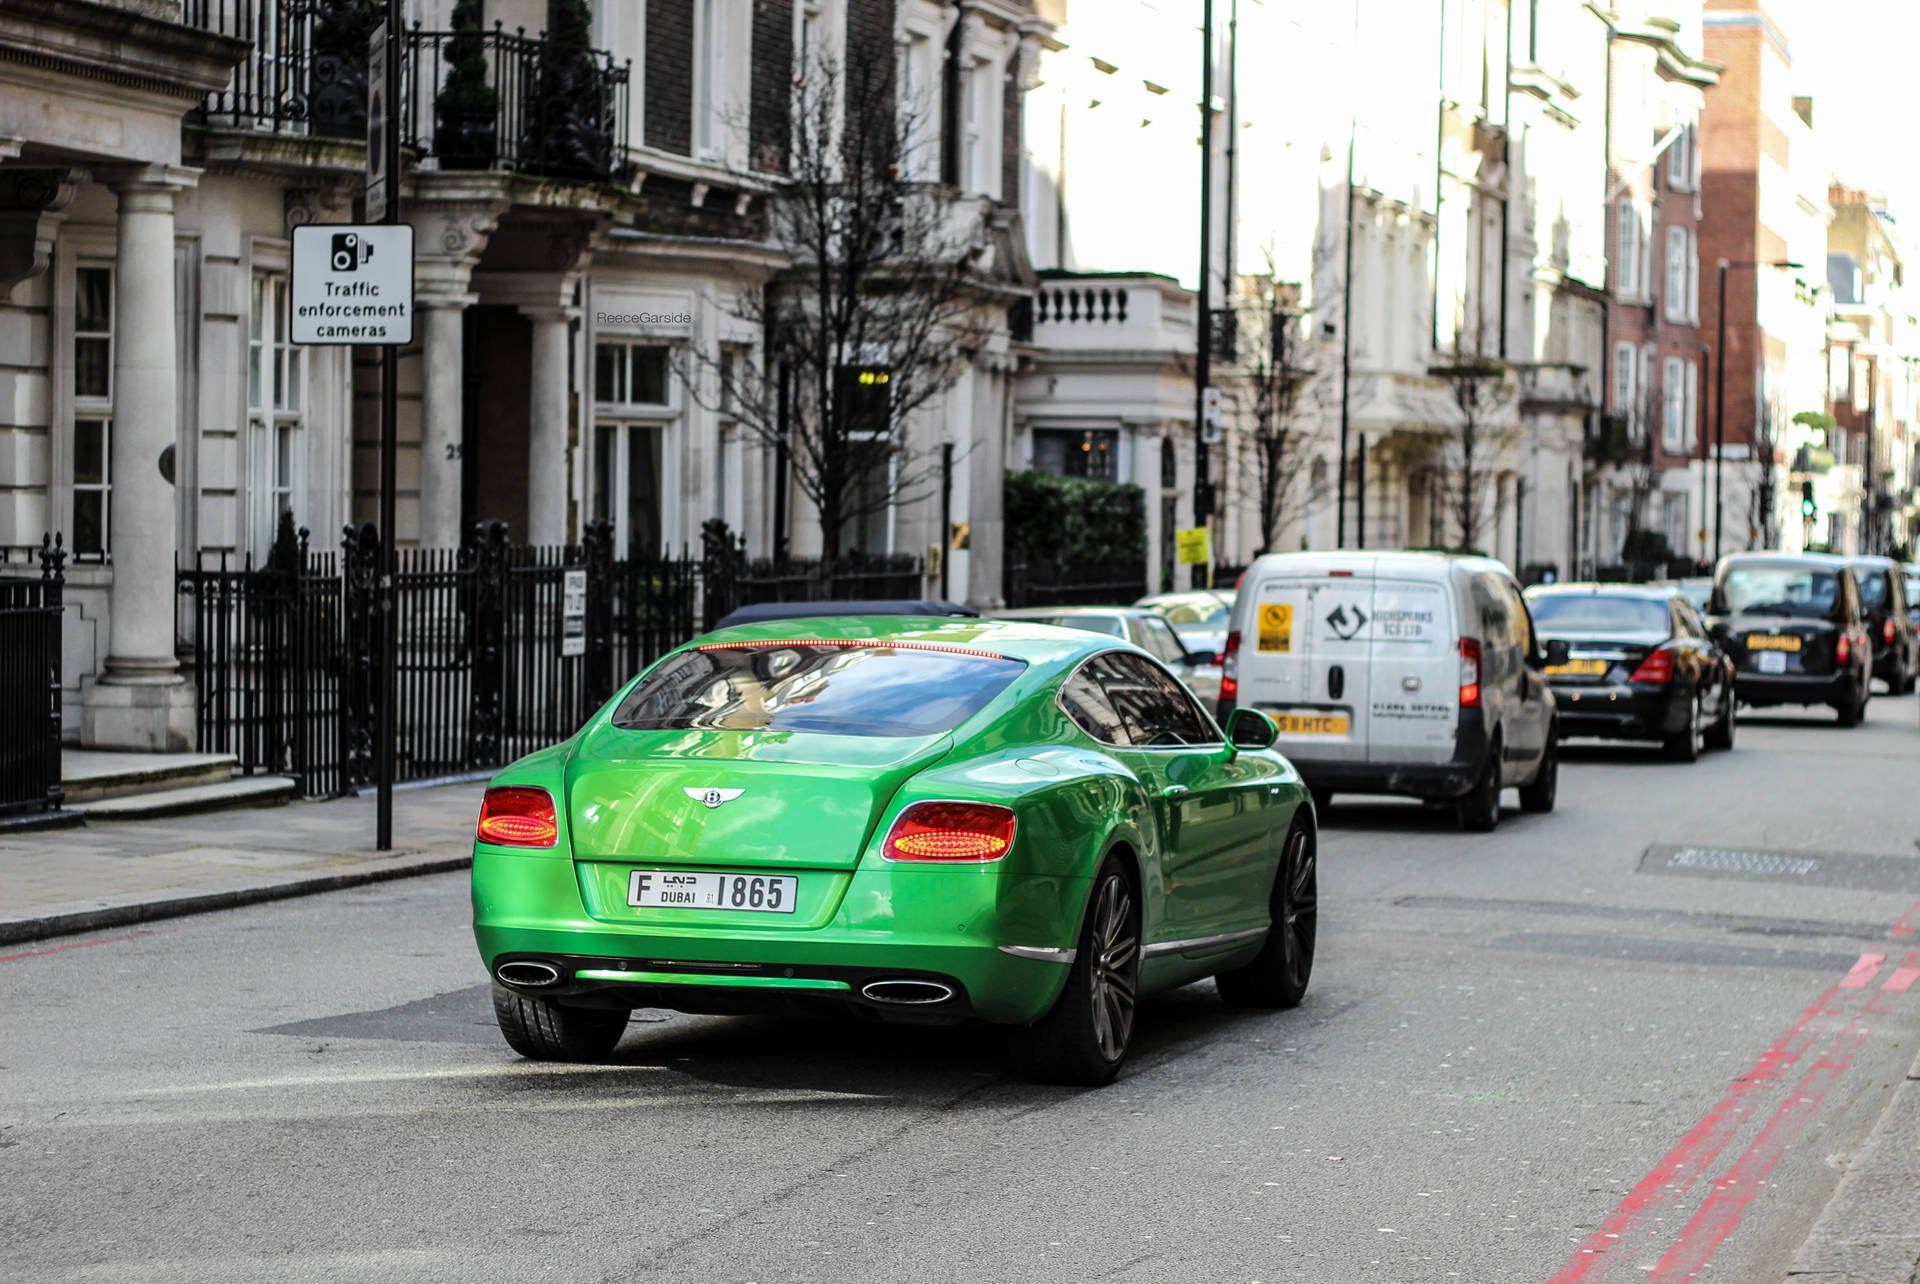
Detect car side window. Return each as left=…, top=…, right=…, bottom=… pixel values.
left=1059, top=666, right=1132, bottom=745
left=1090, top=652, right=1216, bottom=746
left=1472, top=576, right=1513, bottom=676
left=1137, top=616, right=1190, bottom=665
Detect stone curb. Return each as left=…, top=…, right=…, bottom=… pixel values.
left=0, top=853, right=474, bottom=949
left=1784, top=1042, right=1920, bottom=1284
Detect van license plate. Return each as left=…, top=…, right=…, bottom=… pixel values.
left=628, top=871, right=798, bottom=912
left=1275, top=714, right=1349, bottom=735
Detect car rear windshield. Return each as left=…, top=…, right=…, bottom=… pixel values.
left=1527, top=595, right=1669, bottom=634
left=1719, top=564, right=1841, bottom=619
left=610, top=643, right=1025, bottom=738
left=1024, top=615, right=1126, bottom=638
left=1853, top=569, right=1887, bottom=609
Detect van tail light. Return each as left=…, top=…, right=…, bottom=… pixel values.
left=1836, top=635, right=1851, bottom=666
left=1220, top=630, right=1241, bottom=702
left=883, top=801, right=1016, bottom=862
left=1628, top=647, right=1674, bottom=684
left=1884, top=618, right=1896, bottom=646
left=1458, top=638, right=1482, bottom=707
left=477, top=787, right=558, bottom=847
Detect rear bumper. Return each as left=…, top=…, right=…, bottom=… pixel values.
left=1734, top=670, right=1854, bottom=706
left=1288, top=710, right=1489, bottom=801
left=1550, top=685, right=1678, bottom=740
left=472, top=849, right=1084, bottom=1025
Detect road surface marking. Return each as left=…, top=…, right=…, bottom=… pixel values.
left=1838, top=952, right=1886, bottom=988
left=1881, top=953, right=1920, bottom=993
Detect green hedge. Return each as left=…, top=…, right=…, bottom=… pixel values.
left=1005, top=470, right=1146, bottom=565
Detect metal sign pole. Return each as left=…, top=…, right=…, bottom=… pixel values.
left=376, top=0, right=401, bottom=851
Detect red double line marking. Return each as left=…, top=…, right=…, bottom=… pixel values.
left=1839, top=952, right=1886, bottom=988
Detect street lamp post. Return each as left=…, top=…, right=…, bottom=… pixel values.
left=1712, top=259, right=1801, bottom=565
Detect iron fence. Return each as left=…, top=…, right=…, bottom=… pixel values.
left=1005, top=551, right=1148, bottom=607
left=185, top=0, right=376, bottom=138
left=0, top=537, right=66, bottom=817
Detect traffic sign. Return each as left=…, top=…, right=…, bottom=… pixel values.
left=366, top=20, right=389, bottom=221
left=290, top=224, right=414, bottom=345
left=1201, top=386, right=1223, bottom=444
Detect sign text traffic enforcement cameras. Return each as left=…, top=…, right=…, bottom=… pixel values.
left=290, top=223, right=415, bottom=346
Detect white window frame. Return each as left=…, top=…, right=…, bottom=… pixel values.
left=247, top=271, right=305, bottom=564
left=1615, top=200, right=1641, bottom=301
left=1662, top=354, right=1686, bottom=451
left=71, top=263, right=114, bottom=561
left=1664, top=226, right=1688, bottom=322
left=695, top=0, right=748, bottom=164
left=593, top=339, right=679, bottom=557
left=1613, top=341, right=1636, bottom=429
left=1640, top=344, right=1657, bottom=436
left=1666, top=125, right=1696, bottom=192
left=594, top=340, right=679, bottom=414
left=1683, top=359, right=1699, bottom=450
left=965, top=56, right=994, bottom=195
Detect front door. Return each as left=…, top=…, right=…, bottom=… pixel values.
left=1088, top=652, right=1275, bottom=942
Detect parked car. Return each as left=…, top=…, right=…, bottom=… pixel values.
left=1219, top=551, right=1560, bottom=831
left=1134, top=589, right=1237, bottom=655
left=1706, top=553, right=1873, bottom=725
left=990, top=606, right=1223, bottom=703
left=1905, top=564, right=1920, bottom=626
left=474, top=617, right=1315, bottom=1086
left=1842, top=557, right=1919, bottom=694
left=1649, top=576, right=1714, bottom=615
left=1525, top=583, right=1736, bottom=760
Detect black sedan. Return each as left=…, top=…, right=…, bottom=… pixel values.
left=1843, top=557, right=1919, bottom=694
left=1525, top=583, right=1736, bottom=761
left=1707, top=553, right=1873, bottom=726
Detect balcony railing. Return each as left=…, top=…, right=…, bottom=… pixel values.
left=406, top=23, right=629, bottom=181
left=182, top=0, right=631, bottom=183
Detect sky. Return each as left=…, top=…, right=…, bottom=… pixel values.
left=1778, top=0, right=1920, bottom=235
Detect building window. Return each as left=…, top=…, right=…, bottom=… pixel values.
left=595, top=341, right=674, bottom=408
left=593, top=423, right=664, bottom=558
left=248, top=273, right=304, bottom=562
left=1662, top=494, right=1686, bottom=552
left=697, top=0, right=730, bottom=160
left=965, top=58, right=991, bottom=194
left=1615, top=201, right=1641, bottom=300
left=1683, top=359, right=1698, bottom=450
left=1665, top=227, right=1688, bottom=322
left=1854, top=358, right=1871, bottom=412
left=1662, top=355, right=1685, bottom=451
left=1612, top=341, right=1636, bottom=430
left=72, top=265, right=113, bottom=559
left=1033, top=428, right=1120, bottom=482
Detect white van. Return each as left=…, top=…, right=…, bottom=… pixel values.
left=1217, top=551, right=1562, bottom=830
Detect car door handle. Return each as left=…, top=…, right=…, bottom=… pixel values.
left=1162, top=785, right=1190, bottom=798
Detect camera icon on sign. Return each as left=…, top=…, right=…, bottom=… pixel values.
left=330, top=233, right=372, bottom=272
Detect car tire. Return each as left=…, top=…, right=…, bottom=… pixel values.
left=1835, top=689, right=1864, bottom=727
left=1663, top=695, right=1703, bottom=763
left=1517, top=729, right=1558, bottom=813
left=1457, top=741, right=1502, bottom=833
left=1008, top=857, right=1140, bottom=1087
left=1704, top=690, right=1736, bottom=751
left=491, top=983, right=630, bottom=1061
left=1217, top=817, right=1317, bottom=1009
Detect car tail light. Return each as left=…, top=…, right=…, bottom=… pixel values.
left=477, top=787, right=558, bottom=848
left=1884, top=618, right=1896, bottom=646
left=882, top=801, right=1016, bottom=862
left=1628, top=648, right=1674, bottom=684
left=1458, top=638, right=1481, bottom=707
left=1836, top=635, right=1851, bottom=666
left=1220, top=630, right=1241, bottom=701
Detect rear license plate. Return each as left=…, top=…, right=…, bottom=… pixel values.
left=1747, top=634, right=1800, bottom=651
left=628, top=871, right=798, bottom=913
left=1275, top=713, right=1349, bottom=735
left=1755, top=652, right=1787, bottom=675
left=1545, top=659, right=1608, bottom=676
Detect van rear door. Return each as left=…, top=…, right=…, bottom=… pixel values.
left=1365, top=577, right=1457, bottom=764
left=1240, top=566, right=1374, bottom=763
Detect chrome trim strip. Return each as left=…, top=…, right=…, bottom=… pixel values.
left=1141, top=926, right=1268, bottom=958
left=997, top=944, right=1078, bottom=963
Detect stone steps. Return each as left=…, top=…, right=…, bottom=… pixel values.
left=60, top=751, right=239, bottom=804
left=72, top=774, right=298, bottom=821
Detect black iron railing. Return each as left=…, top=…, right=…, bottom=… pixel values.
left=0, top=536, right=67, bottom=817
left=406, top=22, right=630, bottom=180
left=185, top=0, right=376, bottom=139
left=1005, top=551, right=1148, bottom=608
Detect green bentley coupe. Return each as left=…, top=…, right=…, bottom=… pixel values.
left=472, top=616, right=1317, bottom=1085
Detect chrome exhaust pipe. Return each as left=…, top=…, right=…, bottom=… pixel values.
left=496, top=960, right=561, bottom=988
left=860, top=979, right=955, bottom=1005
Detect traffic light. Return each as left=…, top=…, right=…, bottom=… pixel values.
left=1800, top=481, right=1817, bottom=519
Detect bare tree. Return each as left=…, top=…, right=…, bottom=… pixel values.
left=1429, top=341, right=1520, bottom=550
left=682, top=56, right=990, bottom=565
left=1748, top=390, right=1788, bottom=550
left=1619, top=372, right=1664, bottom=559
left=1233, top=249, right=1335, bottom=553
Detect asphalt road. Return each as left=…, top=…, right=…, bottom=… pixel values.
left=5, top=696, right=1919, bottom=1284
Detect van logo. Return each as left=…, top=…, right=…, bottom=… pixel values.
left=1326, top=604, right=1368, bottom=640
left=684, top=787, right=745, bottom=809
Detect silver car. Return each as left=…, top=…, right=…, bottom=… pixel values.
left=989, top=606, right=1224, bottom=705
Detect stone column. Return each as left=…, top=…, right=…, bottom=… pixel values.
left=84, top=165, right=198, bottom=751
left=417, top=298, right=469, bottom=548
left=965, top=363, right=1007, bottom=608
left=524, top=307, right=572, bottom=546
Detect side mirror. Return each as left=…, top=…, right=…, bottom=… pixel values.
left=1226, top=706, right=1277, bottom=751
left=1542, top=638, right=1571, bottom=667
left=1183, top=650, right=1219, bottom=668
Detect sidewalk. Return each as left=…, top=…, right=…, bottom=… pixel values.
left=0, top=782, right=484, bottom=947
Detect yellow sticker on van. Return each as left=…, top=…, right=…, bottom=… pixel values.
left=1258, top=603, right=1293, bottom=652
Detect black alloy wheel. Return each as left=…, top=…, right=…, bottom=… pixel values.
left=1704, top=686, right=1736, bottom=751
left=1217, top=817, right=1317, bottom=1009
left=1457, top=740, right=1502, bottom=833
left=1518, top=728, right=1558, bottom=812
left=1009, top=857, right=1140, bottom=1086
left=1664, top=693, right=1703, bottom=763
